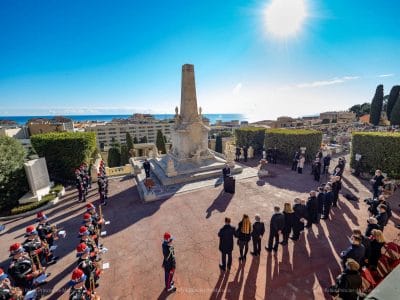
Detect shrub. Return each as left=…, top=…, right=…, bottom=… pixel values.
left=235, top=127, right=266, bottom=154
left=0, top=136, right=29, bottom=212
left=31, top=132, right=96, bottom=182
left=120, top=145, right=129, bottom=165
left=108, top=146, right=121, bottom=167
left=10, top=193, right=57, bottom=215
left=351, top=132, right=400, bottom=179
left=156, top=130, right=166, bottom=154
left=50, top=184, right=64, bottom=194
left=264, top=129, right=322, bottom=163
left=215, top=135, right=223, bottom=153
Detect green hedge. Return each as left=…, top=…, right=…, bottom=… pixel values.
left=10, top=193, right=57, bottom=215
left=31, top=132, right=96, bottom=182
left=235, top=127, right=266, bottom=154
left=264, top=129, right=322, bottom=163
left=351, top=132, right=400, bottom=179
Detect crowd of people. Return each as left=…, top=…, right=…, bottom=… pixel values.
left=1, top=161, right=109, bottom=300
left=75, top=162, right=108, bottom=206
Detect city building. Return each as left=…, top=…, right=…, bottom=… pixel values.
left=27, top=116, right=74, bottom=135
left=85, top=119, right=175, bottom=150
left=319, top=111, right=356, bottom=123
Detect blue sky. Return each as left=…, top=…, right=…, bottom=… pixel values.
left=0, top=0, right=399, bottom=121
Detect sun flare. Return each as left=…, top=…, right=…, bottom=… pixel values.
left=265, top=0, right=308, bottom=39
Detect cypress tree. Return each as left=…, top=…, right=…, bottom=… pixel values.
left=387, top=86, right=400, bottom=121
left=369, top=84, right=384, bottom=125
left=120, top=145, right=129, bottom=165
left=133, top=136, right=138, bottom=144
left=156, top=130, right=166, bottom=154
left=215, top=135, right=223, bottom=153
left=126, top=132, right=134, bottom=155
left=139, top=136, right=147, bottom=143
left=108, top=145, right=121, bottom=167
left=390, top=93, right=400, bottom=125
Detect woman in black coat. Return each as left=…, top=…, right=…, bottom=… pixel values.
left=368, top=229, right=385, bottom=269
left=335, top=258, right=362, bottom=300
left=316, top=187, right=324, bottom=222
left=236, top=214, right=252, bottom=261
left=292, top=198, right=307, bottom=240
left=365, top=217, right=381, bottom=237
left=282, top=203, right=295, bottom=245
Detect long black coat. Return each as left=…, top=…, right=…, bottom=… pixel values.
left=218, top=224, right=236, bottom=253
left=324, top=191, right=334, bottom=207
left=236, top=221, right=252, bottom=242
left=336, top=269, right=362, bottom=300
left=269, top=213, right=285, bottom=234
left=293, top=204, right=307, bottom=232
left=369, top=240, right=384, bottom=267
left=317, top=192, right=324, bottom=214
left=251, top=221, right=265, bottom=239
left=306, top=196, right=318, bottom=221
left=283, top=212, right=295, bottom=234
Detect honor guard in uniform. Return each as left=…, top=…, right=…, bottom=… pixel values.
left=82, top=214, right=99, bottom=247
left=23, top=226, right=56, bottom=267
left=162, top=232, right=177, bottom=293
left=69, top=268, right=99, bottom=300
left=76, top=243, right=101, bottom=291
left=97, top=175, right=106, bottom=206
left=0, top=268, right=24, bottom=300
left=36, top=212, right=56, bottom=247
left=8, top=243, right=44, bottom=292
left=76, top=169, right=86, bottom=202
left=79, top=165, right=89, bottom=196
left=78, top=226, right=99, bottom=261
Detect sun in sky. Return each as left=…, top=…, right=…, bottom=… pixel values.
left=264, top=0, right=308, bottom=39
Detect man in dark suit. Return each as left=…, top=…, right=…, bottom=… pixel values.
left=222, top=164, right=231, bottom=178
left=340, top=235, right=365, bottom=268
left=143, top=159, right=151, bottom=178
left=218, top=217, right=236, bottom=271
left=375, top=204, right=389, bottom=231
left=243, top=146, right=248, bottom=162
left=265, top=207, right=285, bottom=252
left=251, top=214, right=265, bottom=256
left=292, top=198, right=307, bottom=240
left=306, top=191, right=318, bottom=228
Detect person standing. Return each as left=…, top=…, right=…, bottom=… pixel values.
left=222, top=164, right=231, bottom=178
left=334, top=259, right=362, bottom=300
left=340, top=235, right=365, bottom=268
left=250, top=214, right=265, bottom=256
left=368, top=229, right=385, bottom=270
left=218, top=218, right=236, bottom=271
left=235, top=147, right=241, bottom=161
left=236, top=215, right=252, bottom=261
left=313, top=158, right=321, bottom=182
left=321, top=185, right=333, bottom=220
left=282, top=203, right=295, bottom=245
left=375, top=204, right=389, bottom=231
left=265, top=207, right=285, bottom=252
left=75, top=169, right=86, bottom=202
left=162, top=232, right=176, bottom=293
left=322, top=154, right=331, bottom=174
left=332, top=176, right=342, bottom=207
left=306, top=191, right=318, bottom=228
left=316, top=186, right=325, bottom=223
left=272, top=147, right=278, bottom=164
left=292, top=198, right=307, bottom=240
left=243, top=146, right=248, bottom=162
left=297, top=155, right=305, bottom=174
left=365, top=217, right=380, bottom=237
left=371, top=170, right=385, bottom=199
left=143, top=159, right=151, bottom=178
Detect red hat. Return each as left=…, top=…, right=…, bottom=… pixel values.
left=25, top=225, right=38, bottom=236
left=9, top=243, right=24, bottom=256
left=86, top=203, right=95, bottom=211
left=76, top=243, right=90, bottom=257
left=0, top=267, right=8, bottom=280
left=83, top=213, right=92, bottom=222
left=71, top=268, right=87, bottom=283
left=36, top=211, right=48, bottom=221
left=163, top=232, right=174, bottom=242
left=79, top=226, right=90, bottom=236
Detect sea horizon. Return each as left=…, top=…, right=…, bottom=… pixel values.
left=0, top=113, right=248, bottom=126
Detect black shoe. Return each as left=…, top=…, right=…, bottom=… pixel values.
left=250, top=252, right=257, bottom=256
left=167, top=286, right=176, bottom=293
left=280, top=241, right=288, bottom=246
left=238, top=256, right=243, bottom=261
left=289, top=237, right=298, bottom=241
left=265, top=247, right=272, bottom=252
left=273, top=248, right=278, bottom=252
left=219, top=264, right=226, bottom=271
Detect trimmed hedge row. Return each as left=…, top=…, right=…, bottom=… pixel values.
left=234, top=127, right=266, bottom=154
left=10, top=193, right=57, bottom=215
left=351, top=132, right=400, bottom=179
left=31, top=132, right=96, bottom=182
left=264, top=129, right=322, bottom=163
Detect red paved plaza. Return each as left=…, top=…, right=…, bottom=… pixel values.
left=1, top=158, right=399, bottom=299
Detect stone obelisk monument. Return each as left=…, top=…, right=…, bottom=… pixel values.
left=150, top=64, right=242, bottom=185
left=171, top=64, right=210, bottom=160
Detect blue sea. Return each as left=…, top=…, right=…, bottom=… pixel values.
left=0, top=114, right=247, bottom=125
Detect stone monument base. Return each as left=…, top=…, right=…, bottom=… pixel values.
left=18, top=186, right=51, bottom=204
